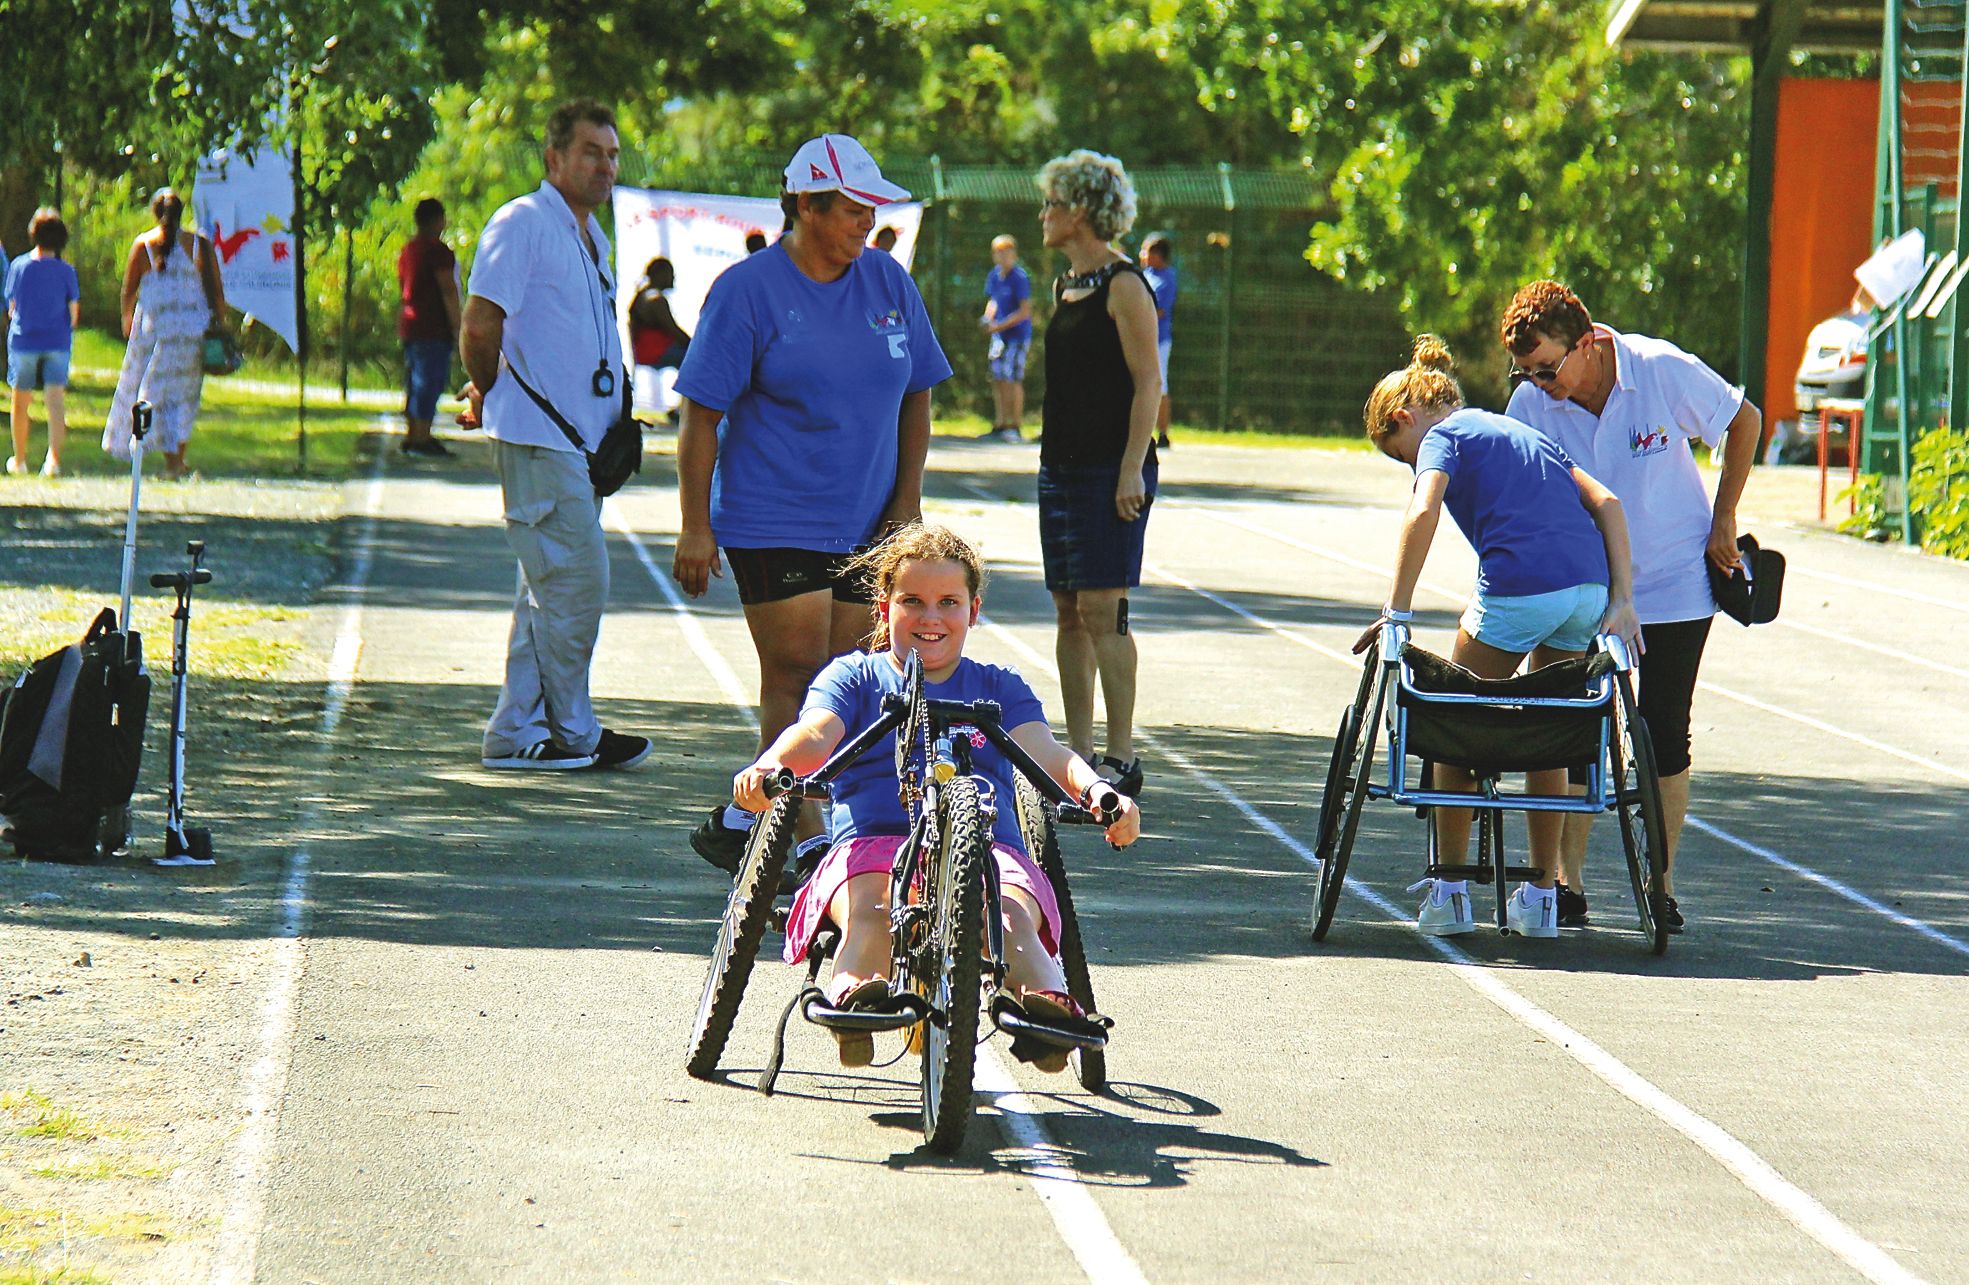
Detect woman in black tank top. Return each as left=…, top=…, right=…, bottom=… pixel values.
left=1033, top=150, right=1162, bottom=799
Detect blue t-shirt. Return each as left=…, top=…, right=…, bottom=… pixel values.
left=1413, top=407, right=1608, bottom=598
left=802, top=651, right=1048, bottom=851
left=5, top=255, right=80, bottom=353
left=1142, top=264, right=1177, bottom=344
left=983, top=264, right=1032, bottom=344
left=676, top=244, right=953, bottom=552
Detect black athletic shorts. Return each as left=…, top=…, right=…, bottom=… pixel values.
left=724, top=546, right=873, bottom=607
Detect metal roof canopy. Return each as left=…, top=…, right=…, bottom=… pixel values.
left=1605, top=1, right=1883, bottom=53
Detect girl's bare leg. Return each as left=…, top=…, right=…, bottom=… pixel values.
left=1001, top=885, right=1067, bottom=996
left=825, top=872, right=892, bottom=1000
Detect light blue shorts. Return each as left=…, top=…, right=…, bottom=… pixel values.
left=7, top=348, right=70, bottom=390
left=1460, top=582, right=1609, bottom=654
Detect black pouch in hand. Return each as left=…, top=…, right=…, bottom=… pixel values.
left=1708, top=533, right=1785, bottom=626
left=509, top=365, right=643, bottom=498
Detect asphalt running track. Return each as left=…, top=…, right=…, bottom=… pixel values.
left=218, top=433, right=1969, bottom=1283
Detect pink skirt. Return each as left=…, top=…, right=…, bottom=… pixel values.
left=782, top=833, right=1062, bottom=967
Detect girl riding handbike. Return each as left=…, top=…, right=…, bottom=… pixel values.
left=686, top=523, right=1140, bottom=1152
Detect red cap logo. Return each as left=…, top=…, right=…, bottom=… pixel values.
left=809, top=163, right=830, bottom=181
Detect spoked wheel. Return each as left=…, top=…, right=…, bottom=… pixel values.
left=1017, top=775, right=1105, bottom=1093
left=685, top=796, right=798, bottom=1079
left=922, top=776, right=989, bottom=1153
left=1312, top=656, right=1382, bottom=942
left=1611, top=672, right=1670, bottom=956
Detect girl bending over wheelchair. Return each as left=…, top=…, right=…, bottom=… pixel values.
left=1359, top=336, right=1641, bottom=939
left=732, top=523, right=1140, bottom=1069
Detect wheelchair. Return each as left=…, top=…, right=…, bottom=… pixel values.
left=1310, top=622, right=1670, bottom=955
left=684, top=651, right=1118, bottom=1154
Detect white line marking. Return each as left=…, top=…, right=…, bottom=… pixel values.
left=1181, top=504, right=1969, bottom=783
left=972, top=613, right=1924, bottom=1285
left=1790, top=564, right=1969, bottom=616
left=613, top=505, right=1142, bottom=1285
left=1683, top=816, right=1969, bottom=959
left=211, top=431, right=388, bottom=1285
left=1770, top=617, right=1969, bottom=682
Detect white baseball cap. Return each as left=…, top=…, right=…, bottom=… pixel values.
left=783, top=134, right=911, bottom=206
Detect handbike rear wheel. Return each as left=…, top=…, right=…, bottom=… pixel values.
left=1017, top=775, right=1105, bottom=1093
left=923, top=776, right=989, bottom=1153
left=1612, top=672, right=1670, bottom=956
left=1312, top=660, right=1382, bottom=941
left=685, top=796, right=798, bottom=1079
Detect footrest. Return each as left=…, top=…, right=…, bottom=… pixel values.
left=990, top=995, right=1112, bottom=1051
left=800, top=988, right=931, bottom=1034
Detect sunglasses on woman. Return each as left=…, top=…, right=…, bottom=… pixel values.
left=1508, top=339, right=1583, bottom=387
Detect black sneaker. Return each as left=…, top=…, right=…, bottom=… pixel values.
left=482, top=740, right=597, bottom=770
left=400, top=437, right=452, bottom=458
left=690, top=806, right=753, bottom=875
left=1555, top=882, right=1590, bottom=927
left=588, top=729, right=652, bottom=769
left=1096, top=754, right=1144, bottom=798
left=780, top=836, right=830, bottom=895
left=1664, top=896, right=1685, bottom=934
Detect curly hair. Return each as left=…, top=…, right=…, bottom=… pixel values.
left=1500, top=279, right=1593, bottom=356
left=1037, top=150, right=1138, bottom=242
left=843, top=523, right=989, bottom=653
left=1363, top=335, right=1465, bottom=443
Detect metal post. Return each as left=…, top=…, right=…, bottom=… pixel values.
left=930, top=155, right=948, bottom=368
left=293, top=150, right=309, bottom=472
left=338, top=221, right=354, bottom=402
left=1951, top=10, right=1969, bottom=434
left=1216, top=162, right=1236, bottom=432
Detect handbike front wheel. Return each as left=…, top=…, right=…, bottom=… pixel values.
left=923, top=776, right=989, bottom=1153
left=1017, top=775, right=1105, bottom=1093
left=1612, top=672, right=1670, bottom=956
left=685, top=796, right=798, bottom=1079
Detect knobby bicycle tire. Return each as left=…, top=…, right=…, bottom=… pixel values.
left=923, top=776, right=989, bottom=1153
left=685, top=796, right=798, bottom=1079
left=1017, top=775, right=1106, bottom=1092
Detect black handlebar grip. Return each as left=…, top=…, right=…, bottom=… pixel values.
left=148, top=572, right=177, bottom=589
left=761, top=767, right=798, bottom=799
left=191, top=569, right=213, bottom=585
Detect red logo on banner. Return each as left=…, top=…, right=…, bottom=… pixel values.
left=211, top=220, right=262, bottom=263
left=270, top=241, right=291, bottom=263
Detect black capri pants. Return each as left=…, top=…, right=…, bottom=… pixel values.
left=1574, top=615, right=1712, bottom=782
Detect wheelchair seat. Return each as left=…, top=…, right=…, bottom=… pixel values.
left=1396, top=647, right=1614, bottom=775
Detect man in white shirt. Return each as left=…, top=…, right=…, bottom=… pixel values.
left=1501, top=279, right=1761, bottom=934
left=460, top=99, right=650, bottom=772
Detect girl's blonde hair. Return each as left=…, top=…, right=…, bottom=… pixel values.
left=1363, top=335, right=1465, bottom=443
left=843, top=523, right=989, bottom=652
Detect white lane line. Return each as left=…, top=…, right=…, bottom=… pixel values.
left=1683, top=817, right=1969, bottom=960
left=610, top=508, right=1145, bottom=1285
left=211, top=430, right=388, bottom=1285
left=1789, top=564, right=1969, bottom=616
left=974, top=614, right=1925, bottom=1285
left=1180, top=504, right=1969, bottom=783
left=1770, top=617, right=1969, bottom=683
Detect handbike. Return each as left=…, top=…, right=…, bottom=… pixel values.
left=684, top=651, right=1120, bottom=1154
left=1310, top=622, right=1670, bottom=954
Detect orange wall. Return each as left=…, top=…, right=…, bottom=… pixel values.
left=1767, top=78, right=1879, bottom=423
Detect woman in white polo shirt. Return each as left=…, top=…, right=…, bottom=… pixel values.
left=1500, top=279, right=1762, bottom=933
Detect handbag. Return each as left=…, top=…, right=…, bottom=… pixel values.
left=506, top=364, right=642, bottom=498
left=200, top=329, right=243, bottom=376
left=1708, top=533, right=1785, bottom=626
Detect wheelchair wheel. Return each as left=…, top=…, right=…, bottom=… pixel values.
left=923, top=776, right=990, bottom=1153
left=685, top=796, right=798, bottom=1080
left=1017, top=776, right=1106, bottom=1093
left=1612, top=672, right=1670, bottom=956
left=1312, top=659, right=1382, bottom=941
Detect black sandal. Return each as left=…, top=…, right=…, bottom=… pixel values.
left=1095, top=754, right=1144, bottom=798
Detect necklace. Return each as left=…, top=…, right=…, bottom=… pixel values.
left=1059, top=258, right=1125, bottom=293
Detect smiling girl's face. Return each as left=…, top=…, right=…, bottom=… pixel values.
left=881, top=558, right=980, bottom=679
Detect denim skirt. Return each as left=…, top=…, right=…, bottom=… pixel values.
left=1036, top=459, right=1157, bottom=591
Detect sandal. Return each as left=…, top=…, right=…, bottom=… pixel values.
left=1095, top=754, right=1144, bottom=799
left=1010, top=988, right=1082, bottom=1075
left=826, top=977, right=889, bottom=1068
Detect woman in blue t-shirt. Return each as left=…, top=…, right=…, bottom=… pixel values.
left=731, top=524, right=1141, bottom=1071
left=5, top=209, right=81, bottom=477
left=674, top=134, right=955, bottom=871
left=1358, top=336, right=1640, bottom=940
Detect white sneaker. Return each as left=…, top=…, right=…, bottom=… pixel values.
left=1409, top=878, right=1475, bottom=936
left=1505, top=883, right=1559, bottom=938
left=4, top=456, right=22, bottom=476
left=39, top=457, right=59, bottom=478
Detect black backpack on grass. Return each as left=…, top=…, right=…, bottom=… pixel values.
left=0, top=609, right=150, bottom=860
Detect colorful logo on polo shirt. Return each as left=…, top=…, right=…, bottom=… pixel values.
left=1630, top=423, right=1670, bottom=457
left=867, top=307, right=908, bottom=359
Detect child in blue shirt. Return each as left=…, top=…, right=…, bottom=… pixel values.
left=732, top=524, right=1140, bottom=1070
left=5, top=209, right=80, bottom=477
left=1141, top=234, right=1178, bottom=448
left=1359, top=336, right=1639, bottom=939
